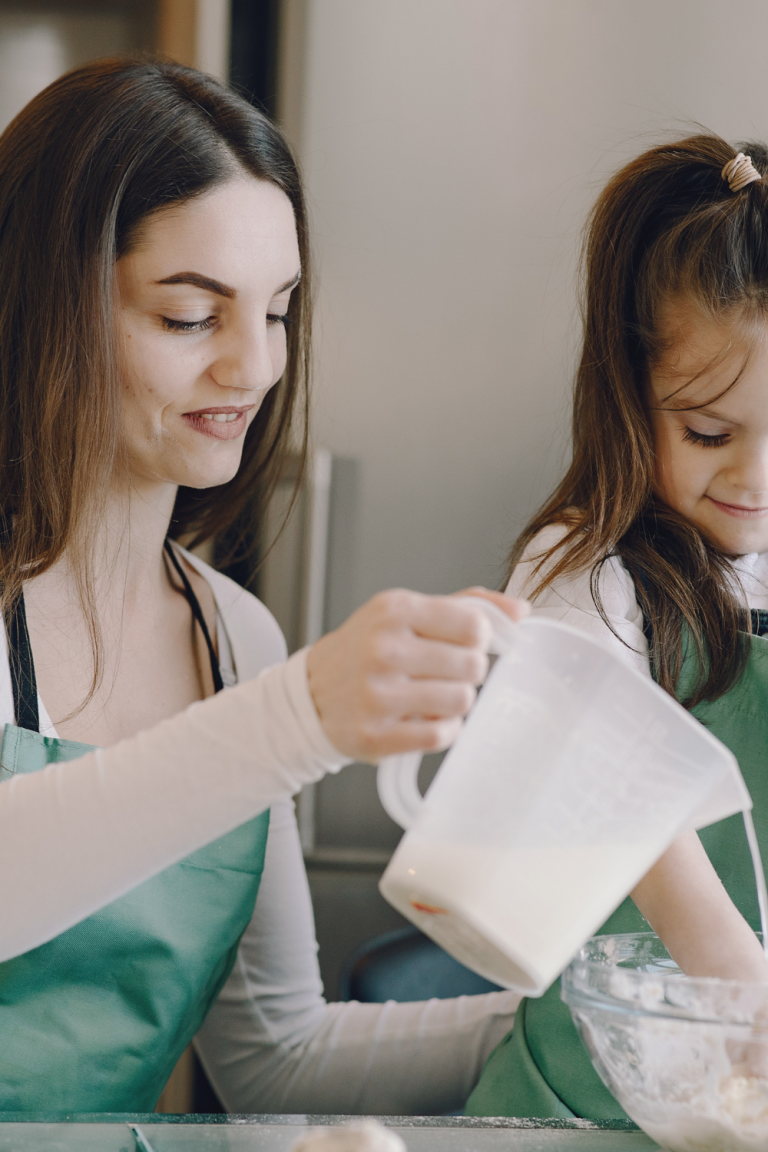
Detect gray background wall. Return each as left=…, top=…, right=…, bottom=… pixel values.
left=292, top=0, right=768, bottom=606
left=283, top=1, right=768, bottom=901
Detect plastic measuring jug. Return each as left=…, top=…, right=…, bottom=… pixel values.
left=377, top=601, right=751, bottom=997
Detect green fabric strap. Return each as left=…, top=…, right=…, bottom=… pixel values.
left=0, top=724, right=270, bottom=1113
left=466, top=630, right=768, bottom=1118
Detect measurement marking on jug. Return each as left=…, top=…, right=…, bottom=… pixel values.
left=411, top=901, right=449, bottom=915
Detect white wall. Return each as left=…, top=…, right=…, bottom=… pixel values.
left=0, top=10, right=139, bottom=134
left=294, top=0, right=768, bottom=608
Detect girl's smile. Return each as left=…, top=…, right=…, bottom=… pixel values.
left=705, top=496, right=768, bottom=519
left=650, top=301, right=768, bottom=556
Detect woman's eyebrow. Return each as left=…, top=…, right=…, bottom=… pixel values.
left=278, top=271, right=302, bottom=293
left=155, top=271, right=235, bottom=297
left=154, top=270, right=302, bottom=298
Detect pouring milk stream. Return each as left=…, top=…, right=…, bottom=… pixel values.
left=377, top=598, right=762, bottom=997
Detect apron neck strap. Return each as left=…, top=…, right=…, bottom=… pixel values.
left=6, top=588, right=40, bottom=733
left=0, top=525, right=224, bottom=735
left=0, top=512, right=40, bottom=732
left=164, top=540, right=224, bottom=695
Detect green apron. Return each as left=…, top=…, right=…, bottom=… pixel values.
left=0, top=542, right=271, bottom=1112
left=466, top=620, right=768, bottom=1119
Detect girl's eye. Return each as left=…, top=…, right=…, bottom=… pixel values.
left=267, top=313, right=292, bottom=328
left=682, top=426, right=730, bottom=448
left=162, top=316, right=216, bottom=333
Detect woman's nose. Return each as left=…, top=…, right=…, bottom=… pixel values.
left=212, top=320, right=276, bottom=394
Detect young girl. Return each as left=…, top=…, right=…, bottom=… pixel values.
left=0, top=58, right=526, bottom=1114
left=466, top=134, right=768, bottom=1119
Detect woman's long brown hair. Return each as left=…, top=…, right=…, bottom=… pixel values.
left=0, top=58, right=311, bottom=699
left=510, top=134, right=768, bottom=707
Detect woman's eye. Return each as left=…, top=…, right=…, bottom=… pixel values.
left=162, top=316, right=216, bottom=333
left=682, top=426, right=730, bottom=448
left=267, top=313, right=291, bottom=328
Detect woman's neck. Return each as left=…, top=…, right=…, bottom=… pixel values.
left=31, top=474, right=179, bottom=620
left=21, top=473, right=219, bottom=745
left=96, top=476, right=179, bottom=610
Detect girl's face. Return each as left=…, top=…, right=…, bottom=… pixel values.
left=650, top=301, right=768, bottom=556
left=116, top=176, right=301, bottom=492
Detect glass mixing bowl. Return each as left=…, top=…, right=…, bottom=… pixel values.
left=562, top=932, right=768, bottom=1152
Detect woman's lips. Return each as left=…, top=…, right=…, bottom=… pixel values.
left=181, top=406, right=253, bottom=441
left=707, top=496, right=768, bottom=519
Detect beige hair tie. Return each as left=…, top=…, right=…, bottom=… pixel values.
left=721, top=152, right=762, bottom=192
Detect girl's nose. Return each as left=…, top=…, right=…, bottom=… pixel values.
left=212, top=320, right=276, bottom=394
left=727, top=439, right=768, bottom=498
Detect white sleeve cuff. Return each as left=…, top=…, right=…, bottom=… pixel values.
left=282, top=648, right=352, bottom=775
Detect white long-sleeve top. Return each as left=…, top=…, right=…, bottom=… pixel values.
left=506, top=522, right=768, bottom=672
left=0, top=552, right=347, bottom=962
left=0, top=551, right=520, bottom=1115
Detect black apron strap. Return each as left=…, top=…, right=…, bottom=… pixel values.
left=0, top=512, right=40, bottom=732
left=7, top=591, right=40, bottom=732
left=164, top=540, right=224, bottom=695
left=0, top=524, right=223, bottom=733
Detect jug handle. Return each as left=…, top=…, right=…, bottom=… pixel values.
left=376, top=596, right=519, bottom=830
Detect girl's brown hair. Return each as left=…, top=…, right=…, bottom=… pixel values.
left=511, top=133, right=768, bottom=707
left=0, top=58, right=310, bottom=688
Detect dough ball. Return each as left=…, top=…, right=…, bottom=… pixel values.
left=290, top=1120, right=407, bottom=1152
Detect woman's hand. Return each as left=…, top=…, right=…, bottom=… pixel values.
left=306, top=588, right=528, bottom=762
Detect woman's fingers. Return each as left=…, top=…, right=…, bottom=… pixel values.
left=365, top=675, right=478, bottom=720
left=356, top=718, right=466, bottom=761
left=367, top=632, right=489, bottom=684
left=454, top=586, right=531, bottom=622
left=306, top=586, right=524, bottom=762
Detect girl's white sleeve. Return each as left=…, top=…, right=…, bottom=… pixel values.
left=508, top=524, right=650, bottom=676
left=0, top=649, right=349, bottom=963
left=195, top=800, right=520, bottom=1116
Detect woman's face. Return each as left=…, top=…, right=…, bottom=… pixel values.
left=116, top=175, right=301, bottom=492
left=649, top=300, right=768, bottom=556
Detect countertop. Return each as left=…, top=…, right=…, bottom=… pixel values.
left=0, top=1114, right=661, bottom=1152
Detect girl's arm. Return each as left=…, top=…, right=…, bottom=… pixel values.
left=631, top=831, right=768, bottom=982
left=507, top=529, right=768, bottom=983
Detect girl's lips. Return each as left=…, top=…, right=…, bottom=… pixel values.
left=181, top=405, right=253, bottom=442
left=707, top=496, right=768, bottom=519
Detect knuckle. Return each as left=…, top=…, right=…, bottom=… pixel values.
left=360, top=679, right=387, bottom=716
left=357, top=720, right=384, bottom=760
left=459, top=684, right=478, bottom=713
left=431, top=718, right=462, bottom=750
left=420, top=725, right=445, bottom=753
left=466, top=651, right=489, bottom=684
left=376, top=588, right=415, bottom=623
left=369, top=633, right=406, bottom=671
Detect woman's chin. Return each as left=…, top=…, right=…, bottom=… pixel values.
left=175, top=462, right=242, bottom=490
left=127, top=451, right=243, bottom=493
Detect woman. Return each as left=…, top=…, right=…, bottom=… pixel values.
left=0, top=58, right=524, bottom=1113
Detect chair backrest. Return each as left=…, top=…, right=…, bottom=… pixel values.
left=340, top=926, right=503, bottom=1003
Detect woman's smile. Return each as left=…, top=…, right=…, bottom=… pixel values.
left=181, top=404, right=255, bottom=440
